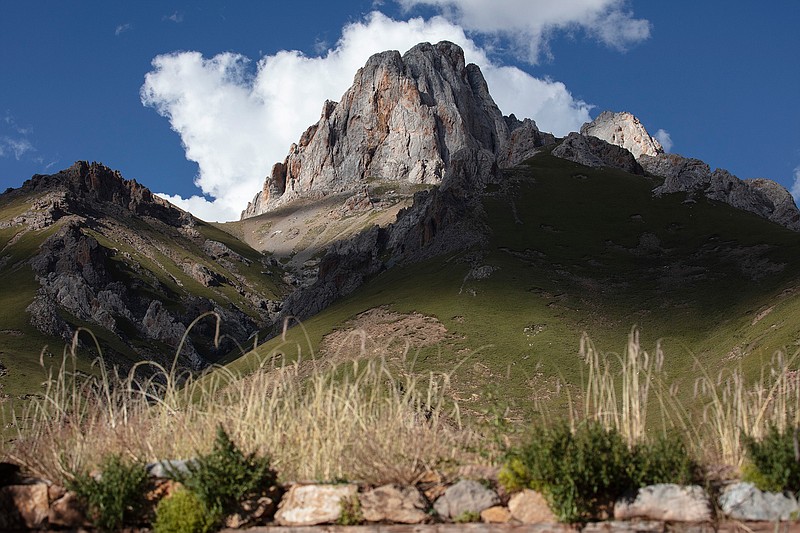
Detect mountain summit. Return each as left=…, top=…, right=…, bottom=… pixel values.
left=242, top=41, right=551, bottom=218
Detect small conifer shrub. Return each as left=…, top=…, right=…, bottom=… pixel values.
left=170, top=425, right=279, bottom=526
left=68, top=454, right=150, bottom=531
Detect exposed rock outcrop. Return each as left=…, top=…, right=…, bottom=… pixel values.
left=242, top=41, right=511, bottom=218
left=497, top=115, right=556, bottom=168
left=17, top=161, right=190, bottom=227
left=565, top=110, right=800, bottom=232
left=642, top=153, right=800, bottom=231
left=580, top=110, right=663, bottom=159
left=2, top=161, right=284, bottom=374
left=281, top=182, right=487, bottom=321
left=552, top=132, right=644, bottom=175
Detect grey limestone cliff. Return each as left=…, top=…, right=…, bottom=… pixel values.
left=242, top=41, right=553, bottom=219
left=580, top=110, right=663, bottom=159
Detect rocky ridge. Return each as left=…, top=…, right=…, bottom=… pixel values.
left=580, top=110, right=663, bottom=159
left=0, top=162, right=284, bottom=372
left=575, top=111, right=800, bottom=231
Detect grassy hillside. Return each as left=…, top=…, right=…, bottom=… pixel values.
left=0, top=179, right=289, bottom=429
left=226, top=153, right=800, bottom=424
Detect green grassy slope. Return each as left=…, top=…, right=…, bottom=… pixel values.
left=0, top=187, right=289, bottom=426
left=226, top=153, right=800, bottom=423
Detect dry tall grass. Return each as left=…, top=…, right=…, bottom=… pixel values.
left=577, top=328, right=800, bottom=467
left=3, top=325, right=480, bottom=485
left=579, top=328, right=664, bottom=445
left=693, top=350, right=800, bottom=465
left=4, top=322, right=800, bottom=482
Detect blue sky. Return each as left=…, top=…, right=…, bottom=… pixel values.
left=1, top=1, right=798, bottom=221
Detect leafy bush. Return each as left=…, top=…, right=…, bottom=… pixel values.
left=171, top=425, right=278, bottom=525
left=499, top=422, right=632, bottom=522
left=153, top=487, right=218, bottom=533
left=499, top=422, right=697, bottom=523
left=632, top=433, right=697, bottom=487
left=742, top=426, right=800, bottom=492
left=68, top=454, right=150, bottom=531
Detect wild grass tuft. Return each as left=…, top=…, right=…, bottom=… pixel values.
left=3, top=323, right=478, bottom=486
left=4, top=319, right=800, bottom=495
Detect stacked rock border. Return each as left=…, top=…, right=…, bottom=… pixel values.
left=2, top=461, right=800, bottom=531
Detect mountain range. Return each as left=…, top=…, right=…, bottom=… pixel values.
left=3, top=41, right=800, bottom=422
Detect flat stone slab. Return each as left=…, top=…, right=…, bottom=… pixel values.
left=433, top=479, right=500, bottom=520
left=614, top=484, right=712, bottom=523
left=275, top=484, right=359, bottom=526
left=719, top=482, right=800, bottom=521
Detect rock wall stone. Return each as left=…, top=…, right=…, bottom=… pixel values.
left=719, top=482, right=800, bottom=521
left=274, top=484, right=358, bottom=526
left=613, top=484, right=713, bottom=523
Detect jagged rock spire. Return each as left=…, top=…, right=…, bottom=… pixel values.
left=242, top=41, right=512, bottom=218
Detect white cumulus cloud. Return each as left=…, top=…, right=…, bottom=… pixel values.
left=396, top=0, right=650, bottom=63
left=142, top=11, right=592, bottom=221
left=791, top=166, right=800, bottom=203
left=654, top=129, right=673, bottom=153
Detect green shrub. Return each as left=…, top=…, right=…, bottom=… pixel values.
left=153, top=487, right=218, bottom=533
left=171, top=425, right=278, bottom=526
left=632, top=433, right=697, bottom=487
left=454, top=510, right=481, bottom=523
left=499, top=422, right=633, bottom=522
left=499, top=423, right=698, bottom=523
left=742, top=426, right=800, bottom=492
left=68, top=454, right=150, bottom=531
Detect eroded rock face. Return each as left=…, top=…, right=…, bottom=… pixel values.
left=280, top=183, right=487, bottom=321
left=497, top=115, right=556, bottom=168
left=581, top=110, right=663, bottom=160
left=242, top=41, right=510, bottom=218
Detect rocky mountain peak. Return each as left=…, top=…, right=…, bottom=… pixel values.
left=14, top=161, right=189, bottom=227
left=242, top=41, right=514, bottom=218
left=581, top=111, right=663, bottom=160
